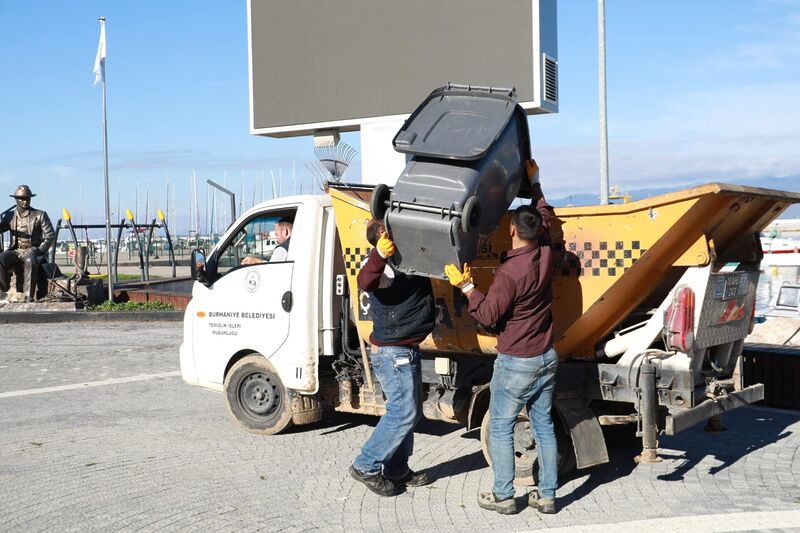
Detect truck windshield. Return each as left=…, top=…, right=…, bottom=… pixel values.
left=216, top=209, right=296, bottom=276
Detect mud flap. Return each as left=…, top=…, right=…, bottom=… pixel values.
left=555, top=396, right=609, bottom=469
left=291, top=392, right=323, bottom=425
left=467, top=383, right=490, bottom=431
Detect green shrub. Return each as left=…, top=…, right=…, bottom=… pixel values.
left=88, top=300, right=175, bottom=312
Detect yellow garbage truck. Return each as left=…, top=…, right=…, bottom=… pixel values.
left=180, top=178, right=800, bottom=482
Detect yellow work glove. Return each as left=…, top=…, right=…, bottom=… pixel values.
left=525, top=159, right=540, bottom=185
left=444, top=263, right=474, bottom=293
left=376, top=234, right=396, bottom=258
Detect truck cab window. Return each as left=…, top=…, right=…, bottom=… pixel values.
left=216, top=209, right=297, bottom=277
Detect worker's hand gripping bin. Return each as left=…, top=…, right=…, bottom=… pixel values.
left=370, top=84, right=532, bottom=279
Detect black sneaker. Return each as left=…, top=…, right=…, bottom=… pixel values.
left=387, top=468, right=432, bottom=487
left=349, top=465, right=398, bottom=497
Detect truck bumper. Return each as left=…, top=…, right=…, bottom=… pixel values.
left=664, top=383, right=764, bottom=435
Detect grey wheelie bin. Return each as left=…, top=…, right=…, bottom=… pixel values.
left=370, top=84, right=532, bottom=279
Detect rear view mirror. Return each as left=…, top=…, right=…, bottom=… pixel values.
left=191, top=249, right=207, bottom=283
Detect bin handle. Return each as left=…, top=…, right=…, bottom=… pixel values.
left=386, top=199, right=462, bottom=219
left=394, top=131, right=417, bottom=148
left=446, top=82, right=515, bottom=98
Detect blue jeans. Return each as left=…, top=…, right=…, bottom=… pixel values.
left=488, top=348, right=559, bottom=500
left=353, top=345, right=422, bottom=478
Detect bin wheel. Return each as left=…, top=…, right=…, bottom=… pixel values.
left=479, top=408, right=575, bottom=486
left=224, top=355, right=293, bottom=435
left=370, top=183, right=391, bottom=220
left=461, top=196, right=481, bottom=233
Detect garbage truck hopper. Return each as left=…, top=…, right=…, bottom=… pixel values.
left=549, top=183, right=800, bottom=359
left=330, top=181, right=800, bottom=360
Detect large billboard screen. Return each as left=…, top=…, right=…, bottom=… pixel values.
left=248, top=0, right=557, bottom=137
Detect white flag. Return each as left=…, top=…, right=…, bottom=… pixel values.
left=93, top=19, right=106, bottom=85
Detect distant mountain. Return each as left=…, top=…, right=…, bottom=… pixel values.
left=549, top=175, right=800, bottom=218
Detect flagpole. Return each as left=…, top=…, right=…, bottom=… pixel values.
left=98, top=17, right=114, bottom=301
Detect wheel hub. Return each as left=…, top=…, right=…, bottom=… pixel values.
left=514, top=418, right=535, bottom=451
left=480, top=410, right=574, bottom=487
left=240, top=372, right=280, bottom=417
left=513, top=417, right=537, bottom=485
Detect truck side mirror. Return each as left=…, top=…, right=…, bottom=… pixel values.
left=191, top=249, right=208, bottom=284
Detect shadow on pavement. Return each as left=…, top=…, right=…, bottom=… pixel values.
left=416, top=418, right=463, bottom=437
left=427, top=450, right=488, bottom=483
left=557, top=407, right=798, bottom=508
left=290, top=409, right=463, bottom=438
left=289, top=404, right=798, bottom=508
left=284, top=410, right=370, bottom=435
left=460, top=428, right=481, bottom=440
left=656, top=409, right=796, bottom=481
left=556, top=446, right=639, bottom=510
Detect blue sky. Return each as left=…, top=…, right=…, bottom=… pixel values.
left=1, top=1, right=799, bottom=234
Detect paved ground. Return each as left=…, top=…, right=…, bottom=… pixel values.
left=1, top=322, right=800, bottom=532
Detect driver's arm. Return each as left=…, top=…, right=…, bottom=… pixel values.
left=241, top=256, right=265, bottom=266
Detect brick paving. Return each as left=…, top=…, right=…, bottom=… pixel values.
left=1, top=322, right=799, bottom=531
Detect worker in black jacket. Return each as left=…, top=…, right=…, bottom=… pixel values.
left=350, top=219, right=435, bottom=496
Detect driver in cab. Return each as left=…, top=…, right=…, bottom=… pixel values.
left=241, top=217, right=292, bottom=265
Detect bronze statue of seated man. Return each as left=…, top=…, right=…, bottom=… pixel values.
left=0, top=185, right=55, bottom=302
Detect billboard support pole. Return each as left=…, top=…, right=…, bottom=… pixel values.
left=598, top=0, right=610, bottom=205
left=360, top=119, right=406, bottom=186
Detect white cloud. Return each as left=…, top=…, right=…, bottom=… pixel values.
left=15, top=148, right=329, bottom=178
left=49, top=165, right=80, bottom=179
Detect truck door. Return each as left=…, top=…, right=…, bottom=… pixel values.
left=191, top=209, right=297, bottom=386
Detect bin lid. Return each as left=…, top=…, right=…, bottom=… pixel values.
left=393, top=84, right=520, bottom=161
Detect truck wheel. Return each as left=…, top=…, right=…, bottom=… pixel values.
left=480, top=409, right=575, bottom=485
left=461, top=196, right=481, bottom=233
left=370, top=183, right=391, bottom=220
left=224, top=355, right=293, bottom=435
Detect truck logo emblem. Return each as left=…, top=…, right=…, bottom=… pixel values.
left=358, top=291, right=372, bottom=320
left=245, top=270, right=261, bottom=293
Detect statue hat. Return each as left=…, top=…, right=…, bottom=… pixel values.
left=11, top=184, right=35, bottom=198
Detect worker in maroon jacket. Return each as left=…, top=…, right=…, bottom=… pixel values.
left=350, top=220, right=435, bottom=497
left=446, top=160, right=558, bottom=515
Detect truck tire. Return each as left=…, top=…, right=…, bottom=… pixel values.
left=480, top=409, right=575, bottom=486
left=224, top=355, right=294, bottom=435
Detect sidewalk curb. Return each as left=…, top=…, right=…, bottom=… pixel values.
left=0, top=310, right=185, bottom=324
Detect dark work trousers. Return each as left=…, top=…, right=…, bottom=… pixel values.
left=0, top=248, right=42, bottom=299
